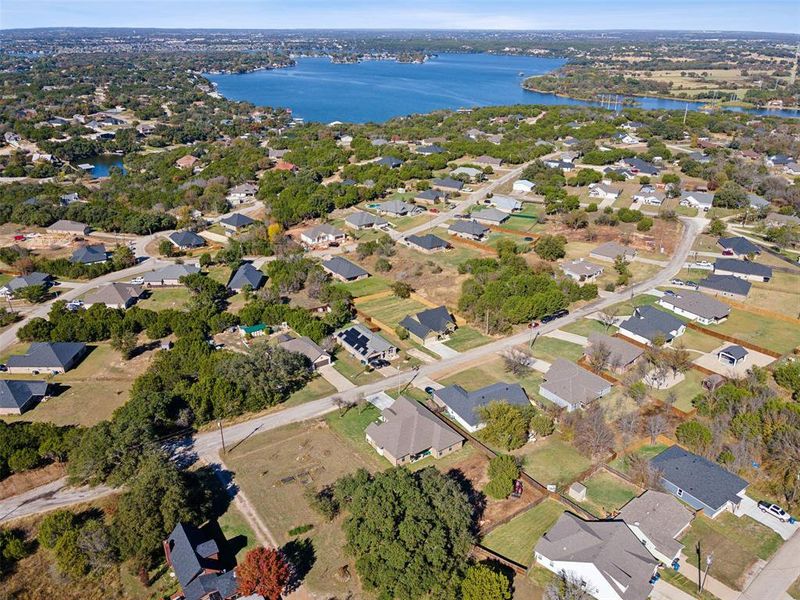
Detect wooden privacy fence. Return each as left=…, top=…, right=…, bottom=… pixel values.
left=717, top=297, right=800, bottom=326
left=685, top=322, right=782, bottom=358
left=448, top=235, right=497, bottom=254
left=471, top=545, right=529, bottom=575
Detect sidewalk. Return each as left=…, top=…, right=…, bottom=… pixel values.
left=651, top=580, right=699, bottom=600
left=678, top=553, right=740, bottom=600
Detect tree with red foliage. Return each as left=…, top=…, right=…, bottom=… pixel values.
left=237, top=547, right=291, bottom=600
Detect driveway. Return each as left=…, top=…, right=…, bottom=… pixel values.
left=693, top=344, right=776, bottom=378
left=543, top=329, right=588, bottom=347
left=317, top=364, right=355, bottom=392
left=426, top=340, right=460, bottom=358
left=736, top=495, right=798, bottom=540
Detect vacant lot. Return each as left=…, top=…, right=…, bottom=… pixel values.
left=530, top=336, right=584, bottom=363
left=357, top=294, right=429, bottom=330
left=513, top=435, right=592, bottom=489
left=342, top=275, right=391, bottom=297
left=445, top=326, right=493, bottom=351
left=650, top=369, right=705, bottom=413
left=137, top=287, right=191, bottom=311
left=482, top=499, right=566, bottom=566
left=224, top=419, right=385, bottom=597
left=561, top=318, right=617, bottom=338
left=713, top=310, right=800, bottom=354
left=1, top=343, right=157, bottom=427
left=679, top=513, right=782, bottom=590
left=575, top=470, right=640, bottom=518
left=324, top=403, right=385, bottom=464
left=748, top=272, right=800, bottom=317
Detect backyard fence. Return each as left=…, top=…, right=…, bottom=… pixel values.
left=684, top=322, right=782, bottom=359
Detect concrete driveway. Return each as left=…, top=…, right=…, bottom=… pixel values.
left=693, top=344, right=776, bottom=377
left=426, top=340, right=460, bottom=358
left=736, top=495, right=798, bottom=540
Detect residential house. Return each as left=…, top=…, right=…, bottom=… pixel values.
left=473, top=155, right=503, bottom=168
left=432, top=382, right=529, bottom=433
left=0, top=380, right=49, bottom=415
left=633, top=190, right=665, bottom=206
left=585, top=334, right=644, bottom=374
left=713, top=258, right=772, bottom=282
left=543, top=159, right=575, bottom=172
left=697, top=274, right=751, bottom=301
left=513, top=179, right=536, bottom=193
left=136, top=123, right=156, bottom=136
left=415, top=189, right=447, bottom=204
left=534, top=512, right=658, bottom=600
left=718, top=345, right=748, bottom=367
left=399, top=306, right=456, bottom=344
left=238, top=323, right=268, bottom=338
left=70, top=244, right=107, bottom=265
left=300, top=224, right=346, bottom=247
left=59, top=192, right=81, bottom=206
left=47, top=220, right=90, bottom=235
left=449, top=220, right=489, bottom=241
left=785, top=162, right=800, bottom=176
left=612, top=132, right=639, bottom=145
left=84, top=283, right=142, bottom=309
left=416, top=144, right=445, bottom=155
left=747, top=194, right=770, bottom=210
left=344, top=211, right=388, bottom=230
left=278, top=336, right=331, bottom=369
left=687, top=151, right=711, bottom=164
left=765, top=154, right=793, bottom=167
left=539, top=359, right=612, bottom=412
left=617, top=490, right=694, bottom=565
left=226, top=263, right=265, bottom=292
left=765, top=212, right=800, bottom=228
left=142, top=264, right=200, bottom=287
left=163, top=522, right=238, bottom=600
left=175, top=155, right=199, bottom=170
left=169, top=231, right=206, bottom=250
left=560, top=259, right=604, bottom=283
left=377, top=199, right=420, bottom=217
left=335, top=323, right=397, bottom=364
left=619, top=306, right=686, bottom=345
left=589, top=183, right=622, bottom=201
left=451, top=166, right=483, bottom=180
left=6, top=342, right=88, bottom=374
left=322, top=256, right=369, bottom=282
left=488, top=195, right=522, bottom=213
left=622, top=157, right=660, bottom=176
left=375, top=156, right=403, bottom=169
left=589, top=242, right=637, bottom=263
left=431, top=177, right=464, bottom=192
left=219, top=213, right=255, bottom=233
left=650, top=445, right=748, bottom=518
left=603, top=166, right=636, bottom=180
left=365, top=396, right=464, bottom=466
left=471, top=207, right=509, bottom=225
left=268, top=148, right=288, bottom=160
left=0, top=272, right=52, bottom=298
left=404, top=234, right=450, bottom=254
left=657, top=290, right=730, bottom=325
left=225, top=182, right=258, bottom=205
left=679, top=192, right=714, bottom=212
left=717, top=236, right=761, bottom=259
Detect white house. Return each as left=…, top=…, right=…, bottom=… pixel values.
left=588, top=183, right=622, bottom=201
left=658, top=290, right=730, bottom=325
left=512, top=179, right=535, bottom=193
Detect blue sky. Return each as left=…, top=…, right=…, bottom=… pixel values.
left=2, top=0, right=799, bottom=33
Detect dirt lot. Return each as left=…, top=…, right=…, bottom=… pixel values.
left=0, top=223, right=118, bottom=264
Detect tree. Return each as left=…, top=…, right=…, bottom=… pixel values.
left=713, top=181, right=748, bottom=208
left=111, top=327, right=138, bottom=360
left=478, top=402, right=529, bottom=451
left=773, top=360, right=800, bottom=399
left=485, top=454, right=520, bottom=500
left=587, top=341, right=611, bottom=371
left=39, top=510, right=77, bottom=549
left=675, top=420, right=712, bottom=454
left=461, top=563, right=512, bottom=600
left=598, top=309, right=618, bottom=332
left=390, top=281, right=413, bottom=298
left=375, top=257, right=392, bottom=272
left=646, top=413, right=667, bottom=444
left=237, top=547, right=292, bottom=600
left=530, top=413, right=555, bottom=437
left=707, top=217, right=727, bottom=237
left=502, top=348, right=532, bottom=377
left=613, top=255, right=631, bottom=286
left=13, top=284, right=48, bottom=303
left=112, top=245, right=136, bottom=270
left=574, top=405, right=614, bottom=457
left=158, top=239, right=175, bottom=257
left=534, top=235, right=567, bottom=261
left=338, top=467, right=473, bottom=599
left=545, top=571, right=594, bottom=600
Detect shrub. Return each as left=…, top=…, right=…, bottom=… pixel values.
left=636, top=216, right=654, bottom=231
left=586, top=202, right=598, bottom=212
left=374, top=258, right=391, bottom=272
left=288, top=524, right=314, bottom=536
left=530, top=414, right=555, bottom=437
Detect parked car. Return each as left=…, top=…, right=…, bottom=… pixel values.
left=663, top=289, right=676, bottom=296
left=722, top=249, right=734, bottom=256
left=541, top=314, right=557, bottom=324
left=424, top=386, right=435, bottom=395
left=670, top=278, right=684, bottom=286
left=129, top=277, right=144, bottom=285
left=0, top=364, right=6, bottom=372
left=758, top=501, right=790, bottom=522
left=553, top=309, right=569, bottom=319
left=528, top=321, right=540, bottom=328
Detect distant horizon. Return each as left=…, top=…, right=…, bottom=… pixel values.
left=2, top=0, right=798, bottom=34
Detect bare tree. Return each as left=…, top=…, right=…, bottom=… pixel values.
left=664, top=344, right=692, bottom=378
left=503, top=348, right=533, bottom=377
left=597, top=309, right=619, bottom=332
left=574, top=405, right=615, bottom=458
left=627, top=454, right=664, bottom=490
left=646, top=413, right=668, bottom=444
left=545, top=571, right=595, bottom=600
left=587, top=341, right=612, bottom=372
left=616, top=412, right=640, bottom=449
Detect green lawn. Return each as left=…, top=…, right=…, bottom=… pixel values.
left=576, top=470, right=640, bottom=518
left=331, top=351, right=385, bottom=385
left=530, top=336, right=584, bottom=363
left=561, top=319, right=617, bottom=338
left=650, top=369, right=705, bottom=413
left=217, top=504, right=258, bottom=562
left=679, top=513, right=783, bottom=590
left=515, top=435, right=592, bottom=489
left=343, top=275, right=391, bottom=297
left=713, top=309, right=800, bottom=354
left=608, top=444, right=670, bottom=474
left=606, top=293, right=661, bottom=316
left=678, top=327, right=726, bottom=353
left=445, top=326, right=493, bottom=352
left=324, top=403, right=386, bottom=463
left=482, top=499, right=566, bottom=566
left=357, top=295, right=429, bottom=329
left=660, top=569, right=719, bottom=600
left=284, top=376, right=336, bottom=407
left=137, top=287, right=191, bottom=311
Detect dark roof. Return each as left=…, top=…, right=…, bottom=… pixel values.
left=7, top=342, right=86, bottom=369
left=449, top=219, right=488, bottom=237
left=322, top=256, right=369, bottom=281
left=432, top=177, right=464, bottom=190
left=2, top=272, right=51, bottom=292
left=376, top=156, right=403, bottom=168
left=166, top=522, right=232, bottom=600
left=70, top=244, right=107, bottom=264
left=336, top=323, right=394, bottom=358
left=714, top=258, right=772, bottom=279
left=651, top=445, right=748, bottom=511
left=227, top=263, right=265, bottom=291
left=169, top=231, right=206, bottom=248
left=406, top=234, right=449, bottom=251
left=220, top=213, right=256, bottom=228
left=623, top=157, right=660, bottom=175
left=435, top=382, right=529, bottom=428
left=416, top=189, right=445, bottom=201
left=720, top=345, right=748, bottom=360
left=698, top=274, right=751, bottom=297
left=417, top=144, right=445, bottom=154
left=0, top=380, right=48, bottom=412
left=620, top=305, right=684, bottom=343
left=718, top=237, right=761, bottom=256
left=399, top=305, right=454, bottom=339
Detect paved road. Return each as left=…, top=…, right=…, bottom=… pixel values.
left=0, top=477, right=116, bottom=523
left=738, top=528, right=800, bottom=600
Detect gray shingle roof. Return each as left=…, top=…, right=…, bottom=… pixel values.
left=449, top=219, right=488, bottom=238
left=623, top=157, right=660, bottom=175
left=165, top=522, right=230, bottom=600
left=278, top=336, right=329, bottom=364
left=617, top=490, right=693, bottom=563
left=405, top=234, right=449, bottom=251
left=0, top=380, right=48, bottom=412
left=336, top=323, right=395, bottom=359
left=416, top=189, right=445, bottom=202
left=620, top=305, right=684, bottom=343
left=659, top=290, right=730, bottom=321
left=399, top=306, right=454, bottom=339
left=322, top=256, right=369, bottom=281
left=540, top=358, right=611, bottom=408
left=718, top=237, right=760, bottom=256
left=535, top=513, right=657, bottom=600
left=345, top=211, right=388, bottom=228
left=432, top=177, right=464, bottom=190
left=227, top=263, right=265, bottom=291
left=698, top=274, right=751, bottom=297
left=7, top=342, right=86, bottom=370
left=378, top=199, right=415, bottom=215
left=720, top=345, right=748, bottom=361
left=169, top=231, right=206, bottom=249
left=651, top=445, right=748, bottom=511
left=714, top=258, right=772, bottom=279
left=85, top=282, right=142, bottom=306
left=70, top=244, right=107, bottom=264
left=472, top=207, right=509, bottom=224
left=434, top=382, right=529, bottom=428
left=219, top=213, right=256, bottom=228
left=366, top=396, right=463, bottom=460
left=142, top=264, right=200, bottom=284
left=586, top=333, right=643, bottom=368
left=376, top=156, right=403, bottom=168
left=1, top=272, right=51, bottom=293
left=561, top=259, right=604, bottom=279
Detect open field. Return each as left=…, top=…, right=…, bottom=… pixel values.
left=223, top=419, right=385, bottom=597
left=481, top=499, right=566, bottom=566
left=513, top=434, right=592, bottom=489
left=342, top=274, right=391, bottom=297
left=136, top=287, right=191, bottom=311
left=679, top=513, right=783, bottom=590
left=575, top=470, right=640, bottom=518
left=713, top=309, right=800, bottom=354
left=444, top=326, right=493, bottom=352
left=530, top=336, right=584, bottom=363
left=747, top=271, right=800, bottom=317
left=357, top=294, right=429, bottom=330
left=0, top=343, right=158, bottom=427
left=331, top=350, right=386, bottom=385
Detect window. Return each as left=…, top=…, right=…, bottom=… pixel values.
left=676, top=488, right=683, bottom=497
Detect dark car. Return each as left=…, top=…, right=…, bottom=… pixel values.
left=553, top=309, right=569, bottom=319
left=424, top=386, right=435, bottom=395
left=541, top=314, right=557, bottom=324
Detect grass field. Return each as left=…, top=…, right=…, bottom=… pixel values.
left=608, top=443, right=670, bottom=474
left=679, top=327, right=727, bottom=353
left=331, top=351, right=385, bottom=385
left=445, top=326, right=493, bottom=352
left=607, top=292, right=661, bottom=316
left=137, top=287, right=191, bottom=311
left=713, top=309, right=800, bottom=354
left=285, top=375, right=337, bottom=407
left=343, top=275, right=391, bottom=297
left=530, top=336, right=584, bottom=363
left=217, top=504, right=258, bottom=562
left=576, top=470, right=640, bottom=518
left=660, top=569, right=720, bottom=600
left=481, top=499, right=566, bottom=566
left=514, top=435, right=592, bottom=489
left=357, top=294, right=429, bottom=329
left=324, top=403, right=385, bottom=463
left=650, top=369, right=705, bottom=413
left=561, top=318, right=617, bottom=337
left=679, top=513, right=783, bottom=590
left=437, top=356, right=545, bottom=400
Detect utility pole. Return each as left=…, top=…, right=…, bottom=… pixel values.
left=701, top=552, right=714, bottom=593
left=217, top=419, right=226, bottom=454
left=683, top=103, right=689, bottom=125
left=696, top=541, right=702, bottom=592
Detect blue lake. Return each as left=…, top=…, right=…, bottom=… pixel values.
left=206, top=54, right=799, bottom=123
left=89, top=154, right=125, bottom=177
